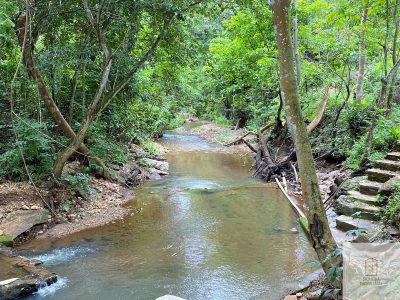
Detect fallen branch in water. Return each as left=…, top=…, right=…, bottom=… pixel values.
left=224, top=131, right=257, bottom=146
left=275, top=177, right=305, bottom=218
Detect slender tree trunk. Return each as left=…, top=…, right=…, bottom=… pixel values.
left=292, top=0, right=301, bottom=85
left=354, top=2, right=369, bottom=102
left=271, top=0, right=339, bottom=279
left=384, top=0, right=390, bottom=77
left=394, top=0, right=399, bottom=65
left=54, top=59, right=112, bottom=177
left=306, top=86, right=329, bottom=133
left=68, top=65, right=80, bottom=124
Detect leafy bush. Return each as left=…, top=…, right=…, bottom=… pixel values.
left=0, top=119, right=55, bottom=180
left=345, top=104, right=400, bottom=169
left=383, top=185, right=400, bottom=226
left=61, top=173, right=94, bottom=200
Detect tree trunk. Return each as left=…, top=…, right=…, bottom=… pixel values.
left=15, top=10, right=87, bottom=155
left=383, top=0, right=390, bottom=77
left=15, top=7, right=110, bottom=178
left=394, top=0, right=399, bottom=65
left=54, top=59, right=112, bottom=178
left=306, top=86, right=329, bottom=133
left=292, top=0, right=301, bottom=85
left=354, top=2, right=369, bottom=102
left=271, top=0, right=339, bottom=279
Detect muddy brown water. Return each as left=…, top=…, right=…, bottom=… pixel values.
left=18, top=128, right=318, bottom=299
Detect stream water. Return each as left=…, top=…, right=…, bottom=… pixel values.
left=18, top=127, right=317, bottom=300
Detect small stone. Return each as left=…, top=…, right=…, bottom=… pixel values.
left=30, top=205, right=40, bottom=210
left=296, top=293, right=303, bottom=297
left=29, top=259, right=43, bottom=266
left=22, top=205, right=29, bottom=210
left=67, top=214, right=76, bottom=221
left=290, top=228, right=299, bottom=234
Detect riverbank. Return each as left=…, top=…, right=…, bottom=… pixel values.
left=0, top=142, right=170, bottom=244
left=1, top=122, right=249, bottom=245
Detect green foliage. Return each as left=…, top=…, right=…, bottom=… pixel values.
left=88, top=122, right=129, bottom=165
left=0, top=119, right=55, bottom=180
left=383, top=185, right=400, bottom=226
left=205, top=4, right=278, bottom=127
left=138, top=140, right=162, bottom=157
left=346, top=105, right=400, bottom=169
left=61, top=173, right=94, bottom=200
left=213, top=116, right=231, bottom=127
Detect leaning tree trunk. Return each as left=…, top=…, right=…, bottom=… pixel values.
left=15, top=11, right=86, bottom=153
left=292, top=0, right=301, bottom=85
left=15, top=7, right=109, bottom=176
left=354, top=2, right=369, bottom=102
left=271, top=0, right=339, bottom=279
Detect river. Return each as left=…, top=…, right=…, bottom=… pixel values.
left=18, top=127, right=317, bottom=300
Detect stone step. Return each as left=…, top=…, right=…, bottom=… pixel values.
left=333, top=195, right=380, bottom=220
left=385, top=152, right=400, bottom=161
left=359, top=180, right=383, bottom=196
left=366, top=168, right=398, bottom=183
left=374, top=159, right=400, bottom=172
left=335, top=215, right=377, bottom=232
left=347, top=190, right=381, bottom=206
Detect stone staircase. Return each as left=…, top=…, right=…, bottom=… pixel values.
left=334, top=152, right=400, bottom=233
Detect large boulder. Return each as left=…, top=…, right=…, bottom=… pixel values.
left=0, top=277, right=38, bottom=300
left=138, top=158, right=169, bottom=172
left=0, top=253, right=57, bottom=300
left=0, top=209, right=50, bottom=238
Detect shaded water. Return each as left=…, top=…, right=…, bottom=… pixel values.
left=19, top=128, right=317, bottom=300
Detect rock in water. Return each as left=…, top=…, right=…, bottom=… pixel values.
left=138, top=158, right=169, bottom=172
left=156, top=295, right=186, bottom=300
left=1, top=209, right=51, bottom=238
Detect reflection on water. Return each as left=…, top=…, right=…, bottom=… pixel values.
left=20, top=129, right=317, bottom=300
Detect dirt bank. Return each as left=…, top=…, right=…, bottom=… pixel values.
left=0, top=142, right=168, bottom=243
left=188, top=122, right=256, bottom=155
